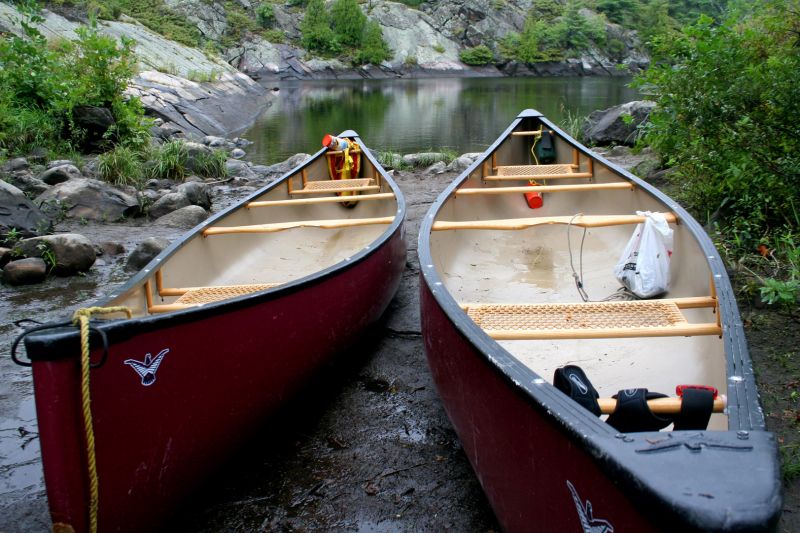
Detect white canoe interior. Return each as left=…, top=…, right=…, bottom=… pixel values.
left=429, top=127, right=728, bottom=430
left=108, top=144, right=399, bottom=317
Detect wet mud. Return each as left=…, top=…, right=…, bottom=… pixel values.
left=0, top=170, right=500, bottom=532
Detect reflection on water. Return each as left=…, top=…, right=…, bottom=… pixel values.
left=244, top=77, right=639, bottom=163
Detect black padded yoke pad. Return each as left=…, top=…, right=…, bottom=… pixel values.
left=553, top=365, right=601, bottom=416
left=606, top=388, right=674, bottom=433
left=673, top=387, right=715, bottom=430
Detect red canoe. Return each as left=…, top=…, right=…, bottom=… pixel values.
left=418, top=110, right=781, bottom=531
left=15, top=131, right=406, bottom=532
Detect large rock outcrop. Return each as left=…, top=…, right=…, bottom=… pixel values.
left=583, top=100, right=656, bottom=146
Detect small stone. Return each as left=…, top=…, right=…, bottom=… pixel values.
left=3, top=257, right=47, bottom=285
left=2, top=157, right=29, bottom=172
left=148, top=192, right=191, bottom=219
left=96, top=241, right=126, bottom=256
left=231, top=148, right=246, bottom=159
left=153, top=205, right=209, bottom=229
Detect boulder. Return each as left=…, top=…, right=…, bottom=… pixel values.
left=126, top=237, right=171, bottom=272
left=148, top=192, right=191, bottom=219
left=6, top=172, right=51, bottom=197
left=0, top=247, right=12, bottom=268
left=447, top=153, right=481, bottom=172
left=153, top=205, right=209, bottom=229
left=582, top=101, right=656, bottom=146
left=35, top=178, right=140, bottom=222
left=0, top=180, right=51, bottom=242
left=1, top=157, right=29, bottom=172
left=176, top=181, right=212, bottom=210
left=425, top=161, right=448, bottom=175
left=202, top=135, right=230, bottom=148
left=38, top=164, right=82, bottom=185
left=72, top=105, right=116, bottom=151
left=3, top=257, right=47, bottom=285
left=262, top=153, right=311, bottom=177
left=17, top=233, right=96, bottom=275
left=230, top=148, right=245, bottom=159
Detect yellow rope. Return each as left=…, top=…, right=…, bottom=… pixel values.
left=71, top=306, right=132, bottom=533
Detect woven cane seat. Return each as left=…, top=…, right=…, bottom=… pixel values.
left=495, top=164, right=575, bottom=177
left=174, top=283, right=280, bottom=305
left=303, top=179, right=372, bottom=191
left=465, top=300, right=688, bottom=332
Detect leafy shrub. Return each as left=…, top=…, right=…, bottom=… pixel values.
left=262, top=29, right=285, bottom=44
left=330, top=0, right=366, bottom=47
left=300, top=0, right=341, bottom=55
left=459, top=45, right=494, bottom=66
left=0, top=8, right=149, bottom=155
left=354, top=21, right=391, bottom=65
left=256, top=3, right=275, bottom=28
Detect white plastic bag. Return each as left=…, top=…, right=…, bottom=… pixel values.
left=613, top=211, right=674, bottom=298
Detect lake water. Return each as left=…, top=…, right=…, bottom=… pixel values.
left=242, top=76, right=639, bottom=164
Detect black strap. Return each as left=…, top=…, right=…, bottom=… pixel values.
left=553, top=365, right=601, bottom=416
left=606, top=388, right=674, bottom=433
left=673, top=388, right=715, bottom=430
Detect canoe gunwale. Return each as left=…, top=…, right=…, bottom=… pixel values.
left=417, top=108, right=763, bottom=435
left=23, top=130, right=407, bottom=358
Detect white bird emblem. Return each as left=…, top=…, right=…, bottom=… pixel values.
left=124, top=348, right=169, bottom=386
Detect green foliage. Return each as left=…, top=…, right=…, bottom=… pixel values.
left=104, top=0, right=201, bottom=47
left=0, top=8, right=149, bottom=156
left=636, top=4, right=800, bottom=231
left=261, top=29, right=286, bottom=44
left=256, top=3, right=275, bottom=28
left=459, top=44, right=494, bottom=66
left=330, top=0, right=366, bottom=47
left=395, top=0, right=423, bottom=7
left=355, top=20, right=391, bottom=65
left=192, top=149, right=229, bottom=179
left=149, top=140, right=188, bottom=181
left=36, top=241, right=56, bottom=272
left=97, top=144, right=145, bottom=186
left=300, top=0, right=341, bottom=55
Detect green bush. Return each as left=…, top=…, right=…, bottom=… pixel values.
left=300, top=0, right=341, bottom=55
left=354, top=20, right=391, bottom=65
left=330, top=0, right=366, bottom=47
left=256, top=3, right=275, bottom=28
left=459, top=44, right=494, bottom=66
left=0, top=8, right=149, bottom=155
left=192, top=149, right=228, bottom=179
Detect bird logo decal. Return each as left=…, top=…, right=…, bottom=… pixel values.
left=124, top=348, right=170, bottom=386
left=567, top=480, right=614, bottom=533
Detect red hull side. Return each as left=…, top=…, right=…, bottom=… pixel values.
left=32, top=229, right=405, bottom=533
left=420, top=280, right=655, bottom=533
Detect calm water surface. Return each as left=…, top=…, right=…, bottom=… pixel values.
left=243, top=76, right=639, bottom=164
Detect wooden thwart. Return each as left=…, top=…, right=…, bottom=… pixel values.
left=461, top=299, right=721, bottom=339
left=598, top=396, right=726, bottom=415
left=247, top=192, right=395, bottom=208
left=455, top=182, right=634, bottom=196
left=432, top=212, right=677, bottom=231
left=203, top=216, right=394, bottom=236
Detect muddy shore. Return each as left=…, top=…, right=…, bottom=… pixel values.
left=1, top=163, right=797, bottom=532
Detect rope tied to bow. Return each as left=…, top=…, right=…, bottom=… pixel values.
left=71, top=306, right=131, bottom=533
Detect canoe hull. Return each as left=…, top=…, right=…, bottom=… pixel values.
left=29, top=226, right=406, bottom=532
left=421, top=281, right=781, bottom=532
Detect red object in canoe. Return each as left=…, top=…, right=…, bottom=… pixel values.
left=16, top=131, right=406, bottom=532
